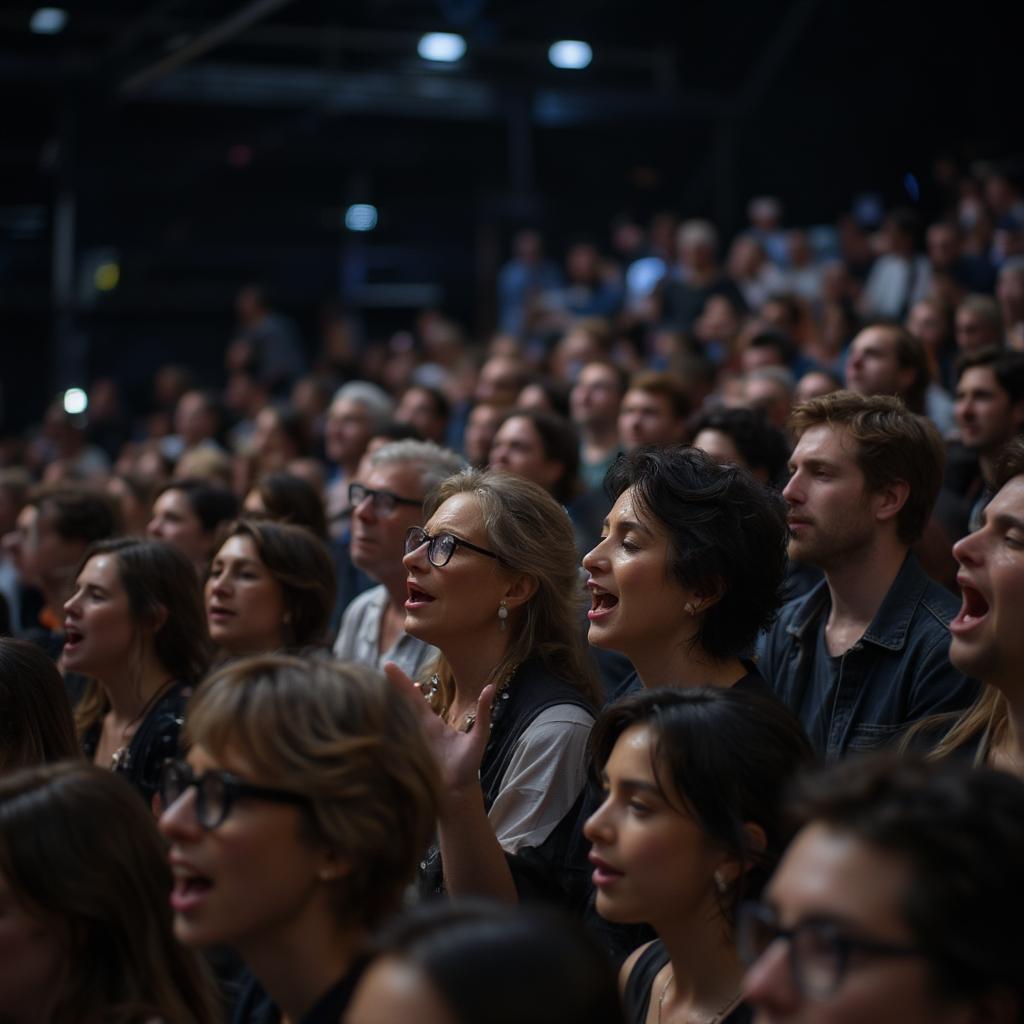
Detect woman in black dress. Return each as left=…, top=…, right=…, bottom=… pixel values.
left=585, top=688, right=814, bottom=1024
left=63, top=537, right=209, bottom=804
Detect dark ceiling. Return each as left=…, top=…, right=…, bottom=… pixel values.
left=0, top=0, right=1018, bottom=427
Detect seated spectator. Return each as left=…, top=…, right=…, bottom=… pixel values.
left=918, top=439, right=1024, bottom=774
left=584, top=446, right=788, bottom=698
left=741, top=756, right=1024, bottom=1023
left=618, top=372, right=690, bottom=451
left=997, top=255, right=1024, bottom=349
left=516, top=377, right=570, bottom=419
left=660, top=220, right=745, bottom=333
left=105, top=471, right=155, bottom=537
left=496, top=228, right=563, bottom=336
left=0, top=638, right=77, bottom=773
left=334, top=440, right=464, bottom=677
left=159, top=654, right=439, bottom=1023
left=165, top=389, right=228, bottom=465
left=569, top=361, right=627, bottom=493
left=859, top=208, right=929, bottom=319
left=586, top=688, right=814, bottom=1024
left=463, top=401, right=510, bottom=468
left=206, top=520, right=335, bottom=659
left=740, top=366, right=795, bottom=432
left=243, top=470, right=328, bottom=540
left=793, top=368, right=843, bottom=405
left=690, top=405, right=791, bottom=486
left=955, top=294, right=1004, bottom=354
left=347, top=902, right=624, bottom=1024
left=148, top=478, right=239, bottom=577
left=65, top=538, right=210, bottom=804
left=489, top=410, right=580, bottom=507
left=758, top=392, right=977, bottom=760
left=247, top=403, right=310, bottom=477
left=392, top=470, right=599, bottom=906
left=0, top=762, right=219, bottom=1022
left=395, top=384, right=451, bottom=445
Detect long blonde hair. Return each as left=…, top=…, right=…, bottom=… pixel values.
left=421, top=469, right=599, bottom=716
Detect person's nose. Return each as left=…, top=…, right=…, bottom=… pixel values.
left=742, top=938, right=800, bottom=1016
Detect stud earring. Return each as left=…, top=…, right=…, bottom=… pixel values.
left=714, top=871, right=728, bottom=893
left=684, top=601, right=698, bottom=616
left=497, top=600, right=509, bottom=631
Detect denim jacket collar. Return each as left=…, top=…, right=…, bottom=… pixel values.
left=785, top=552, right=927, bottom=653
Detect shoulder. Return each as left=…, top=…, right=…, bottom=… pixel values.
left=341, top=584, right=387, bottom=621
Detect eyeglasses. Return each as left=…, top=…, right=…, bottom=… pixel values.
left=737, top=901, right=924, bottom=999
left=404, top=525, right=499, bottom=568
left=159, top=759, right=308, bottom=831
left=348, top=482, right=422, bottom=516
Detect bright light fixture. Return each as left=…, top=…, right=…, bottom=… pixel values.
left=30, top=7, right=67, bottom=35
left=93, top=261, right=120, bottom=291
left=418, top=32, right=466, bottom=62
left=345, top=204, right=378, bottom=232
left=548, top=40, right=592, bottom=69
left=63, top=388, right=88, bottom=415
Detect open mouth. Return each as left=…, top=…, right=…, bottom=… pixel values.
left=63, top=625, right=83, bottom=649
left=405, top=583, right=435, bottom=608
left=587, top=583, right=619, bottom=621
left=170, top=867, right=214, bottom=913
left=207, top=605, right=235, bottom=619
left=952, top=582, right=989, bottom=632
left=589, top=852, right=624, bottom=887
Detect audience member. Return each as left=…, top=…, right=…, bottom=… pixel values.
left=148, top=478, right=239, bottom=576
left=66, top=538, right=210, bottom=803
left=569, top=361, right=626, bottom=492
left=159, top=654, right=439, bottom=1023
left=0, top=762, right=220, bottom=1023
left=955, top=293, right=1004, bottom=353
left=334, top=440, right=464, bottom=676
left=758, top=392, right=977, bottom=760
left=586, top=688, right=814, bottom=1024
left=689, top=405, right=791, bottom=486
left=618, top=372, right=690, bottom=450
left=395, top=385, right=451, bottom=445
left=206, top=520, right=335, bottom=658
left=741, top=756, right=1024, bottom=1023
left=243, top=470, right=328, bottom=539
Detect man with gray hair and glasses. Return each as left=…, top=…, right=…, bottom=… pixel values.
left=333, top=439, right=465, bottom=677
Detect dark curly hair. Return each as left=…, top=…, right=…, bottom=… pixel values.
left=604, top=445, right=788, bottom=659
left=688, top=405, right=792, bottom=486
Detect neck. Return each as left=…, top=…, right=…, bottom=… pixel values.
left=99, top=651, right=173, bottom=724
left=654, top=907, right=745, bottom=1022
left=822, top=540, right=906, bottom=636
left=241, top=920, right=367, bottom=1024
left=582, top=421, right=620, bottom=454
left=630, top=636, right=745, bottom=691
left=443, top=628, right=513, bottom=711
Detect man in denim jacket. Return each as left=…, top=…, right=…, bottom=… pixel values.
left=759, top=392, right=977, bottom=761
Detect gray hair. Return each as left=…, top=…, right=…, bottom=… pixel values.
left=368, top=440, right=466, bottom=494
left=332, top=381, right=395, bottom=433
left=746, top=364, right=796, bottom=395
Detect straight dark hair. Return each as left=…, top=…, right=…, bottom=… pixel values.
left=590, top=687, right=815, bottom=924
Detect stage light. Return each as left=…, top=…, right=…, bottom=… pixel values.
left=30, top=7, right=67, bottom=34
left=345, top=204, right=378, bottom=232
left=94, top=261, right=120, bottom=291
left=418, top=32, right=466, bottom=63
left=548, top=40, right=592, bottom=69
left=63, top=388, right=87, bottom=415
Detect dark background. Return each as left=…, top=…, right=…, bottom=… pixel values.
left=0, top=0, right=1018, bottom=427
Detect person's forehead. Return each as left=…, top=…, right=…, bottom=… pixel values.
left=793, top=423, right=858, bottom=463
left=853, top=327, right=896, bottom=353
left=366, top=461, right=424, bottom=494
left=959, top=365, right=1000, bottom=391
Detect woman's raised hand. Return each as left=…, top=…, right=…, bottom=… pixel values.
left=383, top=662, right=495, bottom=797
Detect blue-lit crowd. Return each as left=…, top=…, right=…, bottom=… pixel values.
left=2, top=168, right=1024, bottom=1024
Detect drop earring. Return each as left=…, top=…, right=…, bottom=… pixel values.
left=497, top=600, right=509, bottom=631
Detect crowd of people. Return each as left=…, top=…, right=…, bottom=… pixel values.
left=2, top=166, right=1024, bottom=1023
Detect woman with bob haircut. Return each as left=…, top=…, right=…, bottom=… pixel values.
left=148, top=477, right=239, bottom=575
left=392, top=468, right=599, bottom=906
left=242, top=470, right=328, bottom=539
left=585, top=687, right=814, bottom=1024
left=583, top=445, right=789, bottom=698
left=205, top=519, right=336, bottom=658
left=347, top=901, right=625, bottom=1024
left=159, top=654, right=440, bottom=1024
left=0, top=761, right=219, bottom=1023
left=63, top=537, right=210, bottom=803
left=0, top=638, right=78, bottom=773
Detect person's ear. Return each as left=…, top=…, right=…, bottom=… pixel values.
left=502, top=572, right=539, bottom=609
left=714, top=822, right=768, bottom=890
left=872, top=478, right=910, bottom=526
left=317, top=850, right=351, bottom=884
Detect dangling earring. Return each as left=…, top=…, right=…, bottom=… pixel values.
left=497, top=600, right=509, bottom=631
left=714, top=871, right=728, bottom=893
left=684, top=601, right=698, bottom=616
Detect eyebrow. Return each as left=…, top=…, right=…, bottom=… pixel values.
left=599, top=771, right=662, bottom=796
left=789, top=457, right=841, bottom=473
left=982, top=511, right=1024, bottom=533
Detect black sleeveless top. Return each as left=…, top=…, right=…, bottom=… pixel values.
left=418, top=657, right=594, bottom=907
left=624, top=941, right=752, bottom=1024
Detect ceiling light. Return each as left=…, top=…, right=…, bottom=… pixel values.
left=30, top=7, right=67, bottom=35
left=345, top=204, right=378, bottom=232
left=548, top=40, right=592, bottom=70
left=418, top=32, right=466, bottom=63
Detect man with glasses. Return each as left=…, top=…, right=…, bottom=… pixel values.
left=739, top=756, right=1024, bottom=1022
left=333, top=440, right=465, bottom=677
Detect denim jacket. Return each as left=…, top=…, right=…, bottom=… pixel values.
left=758, top=553, right=978, bottom=762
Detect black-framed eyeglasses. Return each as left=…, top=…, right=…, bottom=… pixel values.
left=159, top=759, right=309, bottom=831
left=404, top=525, right=499, bottom=568
left=348, top=482, right=422, bottom=516
left=737, top=901, right=924, bottom=999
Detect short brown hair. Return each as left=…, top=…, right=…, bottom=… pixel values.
left=789, top=391, right=945, bottom=544
left=184, top=654, right=440, bottom=929
left=995, top=436, right=1024, bottom=491
left=627, top=371, right=692, bottom=420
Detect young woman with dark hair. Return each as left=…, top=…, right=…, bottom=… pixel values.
left=0, top=761, right=219, bottom=1023
left=63, top=537, right=211, bottom=803
left=148, top=477, right=239, bottom=575
left=585, top=687, right=814, bottom=1024
left=347, top=901, right=625, bottom=1024
left=159, top=654, right=439, bottom=1024
left=583, top=445, right=789, bottom=697
left=243, top=470, right=328, bottom=539
left=205, top=519, right=336, bottom=658
left=0, top=638, right=78, bottom=773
